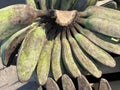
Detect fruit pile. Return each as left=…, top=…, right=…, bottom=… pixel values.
left=0, top=0, right=120, bottom=88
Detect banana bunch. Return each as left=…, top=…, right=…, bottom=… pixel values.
left=26, top=0, right=97, bottom=10
left=38, top=74, right=112, bottom=90
left=0, top=0, right=120, bottom=87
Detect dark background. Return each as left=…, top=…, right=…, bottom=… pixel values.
left=0, top=0, right=26, bottom=8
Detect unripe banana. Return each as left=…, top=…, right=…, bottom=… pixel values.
left=60, top=0, right=74, bottom=10
left=75, top=23, right=120, bottom=55
left=0, top=23, right=38, bottom=66
left=51, top=32, right=63, bottom=81
left=87, top=0, right=97, bottom=6
left=37, top=27, right=56, bottom=85
left=67, top=29, right=101, bottom=78
left=71, top=0, right=88, bottom=11
left=25, top=0, right=37, bottom=8
left=0, top=4, right=42, bottom=41
left=62, top=30, right=81, bottom=78
left=17, top=25, right=46, bottom=82
left=79, top=6, right=120, bottom=20
left=39, top=0, right=47, bottom=10
left=37, top=40, right=54, bottom=85
left=78, top=17, right=120, bottom=38
left=51, top=0, right=61, bottom=9
left=71, top=27, right=116, bottom=67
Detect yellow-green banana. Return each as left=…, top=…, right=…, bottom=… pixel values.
left=17, top=25, right=46, bottom=82
left=62, top=30, right=81, bottom=78
left=67, top=29, right=101, bottom=78
left=0, top=4, right=41, bottom=41
left=71, top=27, right=116, bottom=67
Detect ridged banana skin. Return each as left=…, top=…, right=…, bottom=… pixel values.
left=51, top=33, right=63, bottom=81
left=25, top=0, right=36, bottom=8
left=17, top=26, right=46, bottom=82
left=67, top=30, right=101, bottom=78
left=60, top=0, right=74, bottom=10
left=0, top=4, right=40, bottom=41
left=75, top=23, right=120, bottom=55
left=62, top=74, right=76, bottom=90
left=78, top=17, right=120, bottom=38
left=71, top=27, right=116, bottom=67
left=37, top=40, right=54, bottom=85
left=0, top=23, right=38, bottom=66
left=62, top=31, right=81, bottom=78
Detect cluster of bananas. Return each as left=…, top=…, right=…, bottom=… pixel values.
left=0, top=0, right=120, bottom=87
left=38, top=74, right=112, bottom=90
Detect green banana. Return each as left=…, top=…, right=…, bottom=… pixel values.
left=99, top=78, right=112, bottom=90
left=78, top=17, right=120, bottom=38
left=62, top=74, right=76, bottom=90
left=77, top=75, right=92, bottom=90
left=75, top=23, right=120, bottom=55
left=100, top=0, right=117, bottom=9
left=45, top=78, right=60, bottom=90
left=51, top=32, right=63, bottom=81
left=17, top=25, right=46, bottom=82
left=37, top=26, right=56, bottom=85
left=37, top=40, right=54, bottom=85
left=39, top=0, right=47, bottom=10
left=71, top=27, right=116, bottom=67
left=0, top=23, right=38, bottom=66
left=25, top=0, right=37, bottom=8
left=67, top=29, right=101, bottom=78
left=62, top=30, right=81, bottom=78
left=46, top=0, right=51, bottom=9
left=0, top=4, right=41, bottom=41
left=87, top=0, right=97, bottom=6
left=79, top=6, right=120, bottom=20
left=60, top=0, right=74, bottom=10
left=71, top=0, right=88, bottom=11
left=51, top=0, right=61, bottom=9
